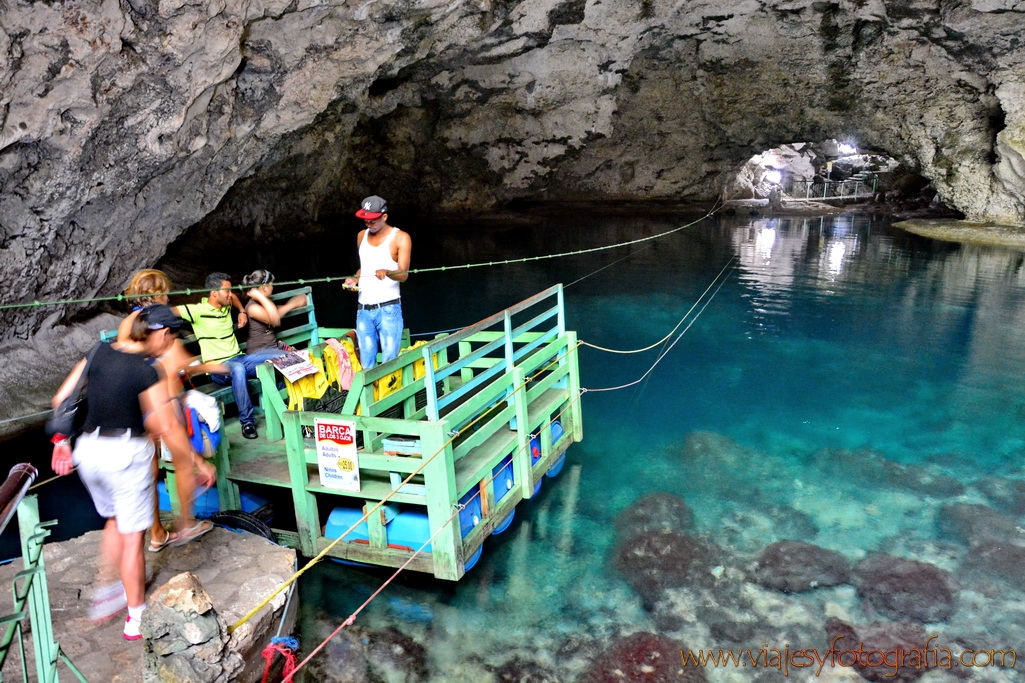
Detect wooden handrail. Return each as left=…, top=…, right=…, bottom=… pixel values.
left=0, top=464, right=37, bottom=539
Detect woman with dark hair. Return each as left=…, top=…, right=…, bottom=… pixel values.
left=51, top=305, right=210, bottom=641
left=242, top=269, right=308, bottom=352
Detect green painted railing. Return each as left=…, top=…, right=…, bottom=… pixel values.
left=277, top=284, right=583, bottom=580
left=0, top=464, right=87, bottom=682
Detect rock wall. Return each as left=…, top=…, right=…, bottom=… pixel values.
left=1, top=0, right=1024, bottom=341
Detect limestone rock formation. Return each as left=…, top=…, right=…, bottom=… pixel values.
left=142, top=572, right=244, bottom=683
left=1, top=0, right=1024, bottom=347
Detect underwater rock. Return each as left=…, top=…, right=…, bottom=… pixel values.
left=810, top=448, right=963, bottom=497
left=361, top=626, right=429, bottom=682
left=753, top=540, right=851, bottom=593
left=494, top=657, right=561, bottom=682
left=936, top=503, right=1022, bottom=548
left=853, top=554, right=955, bottom=623
left=718, top=505, right=819, bottom=554
left=672, top=432, right=777, bottom=501
left=613, top=530, right=720, bottom=606
left=614, top=492, right=696, bottom=539
left=823, top=618, right=930, bottom=682
left=677, top=431, right=754, bottom=463
left=580, top=632, right=706, bottom=682
left=963, top=541, right=1025, bottom=591
left=304, top=623, right=429, bottom=682
left=898, top=464, right=965, bottom=498
left=310, top=629, right=372, bottom=682
left=708, top=619, right=757, bottom=644
left=976, top=477, right=1025, bottom=516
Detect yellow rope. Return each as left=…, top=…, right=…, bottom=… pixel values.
left=583, top=263, right=732, bottom=392
left=579, top=255, right=736, bottom=354
left=28, top=471, right=71, bottom=491
left=0, top=212, right=716, bottom=312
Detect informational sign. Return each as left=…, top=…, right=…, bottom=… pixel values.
left=314, top=418, right=360, bottom=491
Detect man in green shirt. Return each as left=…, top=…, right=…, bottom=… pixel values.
left=177, top=272, right=278, bottom=440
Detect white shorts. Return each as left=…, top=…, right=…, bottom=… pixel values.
left=73, top=430, right=156, bottom=534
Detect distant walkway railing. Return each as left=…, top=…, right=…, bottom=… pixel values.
left=0, top=464, right=86, bottom=682
left=786, top=176, right=878, bottom=201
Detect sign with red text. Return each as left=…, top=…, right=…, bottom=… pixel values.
left=314, top=418, right=360, bottom=491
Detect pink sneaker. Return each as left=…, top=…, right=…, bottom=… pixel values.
left=123, top=615, right=143, bottom=641
left=88, top=582, right=127, bottom=622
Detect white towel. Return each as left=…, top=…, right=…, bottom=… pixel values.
left=184, top=389, right=221, bottom=432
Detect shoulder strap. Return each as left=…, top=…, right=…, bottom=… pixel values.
left=79, top=342, right=105, bottom=381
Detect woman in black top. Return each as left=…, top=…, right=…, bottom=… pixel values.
left=50, top=305, right=204, bottom=641
left=242, top=269, right=308, bottom=353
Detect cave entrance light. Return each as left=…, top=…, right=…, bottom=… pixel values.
left=725, top=140, right=900, bottom=204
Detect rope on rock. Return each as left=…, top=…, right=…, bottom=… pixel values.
left=260, top=637, right=299, bottom=683
left=0, top=408, right=53, bottom=426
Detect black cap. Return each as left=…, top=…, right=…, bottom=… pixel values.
left=139, top=304, right=183, bottom=332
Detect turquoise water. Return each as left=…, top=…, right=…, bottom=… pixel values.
left=8, top=208, right=1025, bottom=678
left=298, top=211, right=1025, bottom=679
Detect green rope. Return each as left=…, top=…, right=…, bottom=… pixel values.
left=0, top=212, right=712, bottom=312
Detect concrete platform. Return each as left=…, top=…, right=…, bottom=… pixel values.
left=0, top=526, right=297, bottom=682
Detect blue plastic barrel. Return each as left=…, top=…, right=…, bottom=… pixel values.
left=156, top=482, right=268, bottom=518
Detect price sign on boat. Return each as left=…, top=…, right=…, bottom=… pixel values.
left=315, top=418, right=360, bottom=491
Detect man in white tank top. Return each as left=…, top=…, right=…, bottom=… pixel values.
left=343, top=196, right=412, bottom=369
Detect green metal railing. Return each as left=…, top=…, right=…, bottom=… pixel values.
left=276, top=285, right=583, bottom=580
left=0, top=464, right=86, bottom=682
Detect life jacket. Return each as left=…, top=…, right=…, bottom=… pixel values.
left=372, top=340, right=439, bottom=402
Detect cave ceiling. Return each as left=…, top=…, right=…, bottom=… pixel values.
left=1, top=0, right=1023, bottom=337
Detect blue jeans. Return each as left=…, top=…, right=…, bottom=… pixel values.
left=356, top=303, right=403, bottom=370
left=211, top=348, right=284, bottom=425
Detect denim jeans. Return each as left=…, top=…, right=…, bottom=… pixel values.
left=356, top=303, right=403, bottom=370
left=211, top=348, right=284, bottom=425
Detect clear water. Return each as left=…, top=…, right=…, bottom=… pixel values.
left=296, top=211, right=1025, bottom=680
left=8, top=209, right=1025, bottom=679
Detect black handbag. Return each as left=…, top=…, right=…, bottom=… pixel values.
left=45, top=343, right=103, bottom=438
